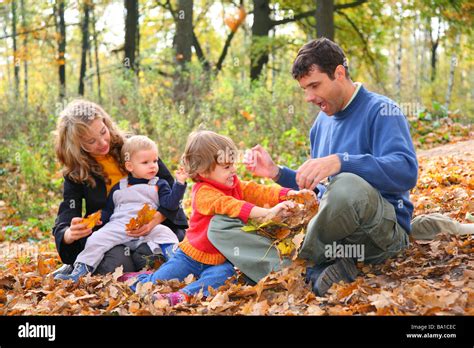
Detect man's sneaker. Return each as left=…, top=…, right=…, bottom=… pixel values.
left=50, top=264, right=74, bottom=277
left=54, top=262, right=92, bottom=282
left=306, top=258, right=359, bottom=296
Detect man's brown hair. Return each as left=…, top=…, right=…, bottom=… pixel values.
left=292, top=37, right=350, bottom=80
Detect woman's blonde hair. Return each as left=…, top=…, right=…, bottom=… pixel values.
left=54, top=99, right=126, bottom=187
left=182, top=130, right=238, bottom=181
left=121, top=135, right=158, bottom=164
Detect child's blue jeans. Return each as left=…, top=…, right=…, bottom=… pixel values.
left=160, top=243, right=178, bottom=261
left=134, top=248, right=235, bottom=296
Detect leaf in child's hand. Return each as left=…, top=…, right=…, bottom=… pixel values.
left=280, top=190, right=319, bottom=227
left=82, top=210, right=102, bottom=229
left=243, top=190, right=319, bottom=260
left=126, top=204, right=156, bottom=231
left=282, top=190, right=317, bottom=207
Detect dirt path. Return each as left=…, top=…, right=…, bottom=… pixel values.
left=417, top=139, right=473, bottom=160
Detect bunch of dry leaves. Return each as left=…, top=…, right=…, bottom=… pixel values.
left=243, top=191, right=318, bottom=258
left=0, top=232, right=472, bottom=315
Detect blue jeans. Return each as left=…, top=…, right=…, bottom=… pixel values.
left=135, top=249, right=235, bottom=296
left=160, top=243, right=178, bottom=261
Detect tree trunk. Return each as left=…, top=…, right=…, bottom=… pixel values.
left=316, top=0, right=334, bottom=40
left=78, top=0, right=90, bottom=96
left=174, top=0, right=193, bottom=68
left=247, top=0, right=362, bottom=80
left=413, top=13, right=420, bottom=103
left=2, top=12, right=12, bottom=97
left=91, top=4, right=102, bottom=102
left=430, top=40, right=438, bottom=82
left=57, top=0, right=66, bottom=99
left=173, top=0, right=193, bottom=102
left=20, top=0, right=28, bottom=107
left=430, top=20, right=440, bottom=82
left=421, top=27, right=428, bottom=83
left=250, top=0, right=272, bottom=80
left=270, top=27, right=276, bottom=88
left=11, top=0, right=20, bottom=100
left=396, top=14, right=403, bottom=102
left=87, top=34, right=93, bottom=92
left=124, top=0, right=139, bottom=73
left=445, top=32, right=460, bottom=110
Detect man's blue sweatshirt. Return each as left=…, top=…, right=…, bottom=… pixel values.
left=277, top=85, right=418, bottom=233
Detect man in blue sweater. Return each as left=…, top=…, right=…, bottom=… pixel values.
left=208, top=38, right=418, bottom=296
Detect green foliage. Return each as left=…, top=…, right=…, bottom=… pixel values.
left=409, top=101, right=471, bottom=148
left=0, top=133, right=61, bottom=223
left=3, top=225, right=30, bottom=242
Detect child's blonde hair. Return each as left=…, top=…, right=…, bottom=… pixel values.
left=54, top=99, right=125, bottom=187
left=121, top=135, right=158, bottom=163
left=182, top=130, right=238, bottom=181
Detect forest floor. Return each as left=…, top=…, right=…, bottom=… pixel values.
left=0, top=139, right=473, bottom=315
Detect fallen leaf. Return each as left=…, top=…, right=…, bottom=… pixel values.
left=112, top=266, right=123, bottom=281
left=208, top=292, right=229, bottom=310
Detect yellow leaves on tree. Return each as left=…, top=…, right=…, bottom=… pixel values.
left=224, top=6, right=246, bottom=33
left=126, top=204, right=156, bottom=231
left=81, top=210, right=102, bottom=229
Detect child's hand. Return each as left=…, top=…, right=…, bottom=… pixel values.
left=175, top=166, right=189, bottom=184
left=127, top=221, right=153, bottom=237
left=267, top=200, right=296, bottom=220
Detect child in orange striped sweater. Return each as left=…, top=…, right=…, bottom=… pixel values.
left=132, top=130, right=297, bottom=305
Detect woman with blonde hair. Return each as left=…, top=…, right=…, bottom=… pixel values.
left=52, top=99, right=187, bottom=277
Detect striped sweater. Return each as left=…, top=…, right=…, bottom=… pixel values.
left=179, top=175, right=291, bottom=265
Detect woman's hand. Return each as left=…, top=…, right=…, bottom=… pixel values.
left=126, top=211, right=166, bottom=237
left=63, top=217, right=100, bottom=244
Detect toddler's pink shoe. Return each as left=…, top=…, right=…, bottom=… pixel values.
left=152, top=291, right=189, bottom=306
left=117, top=270, right=152, bottom=282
